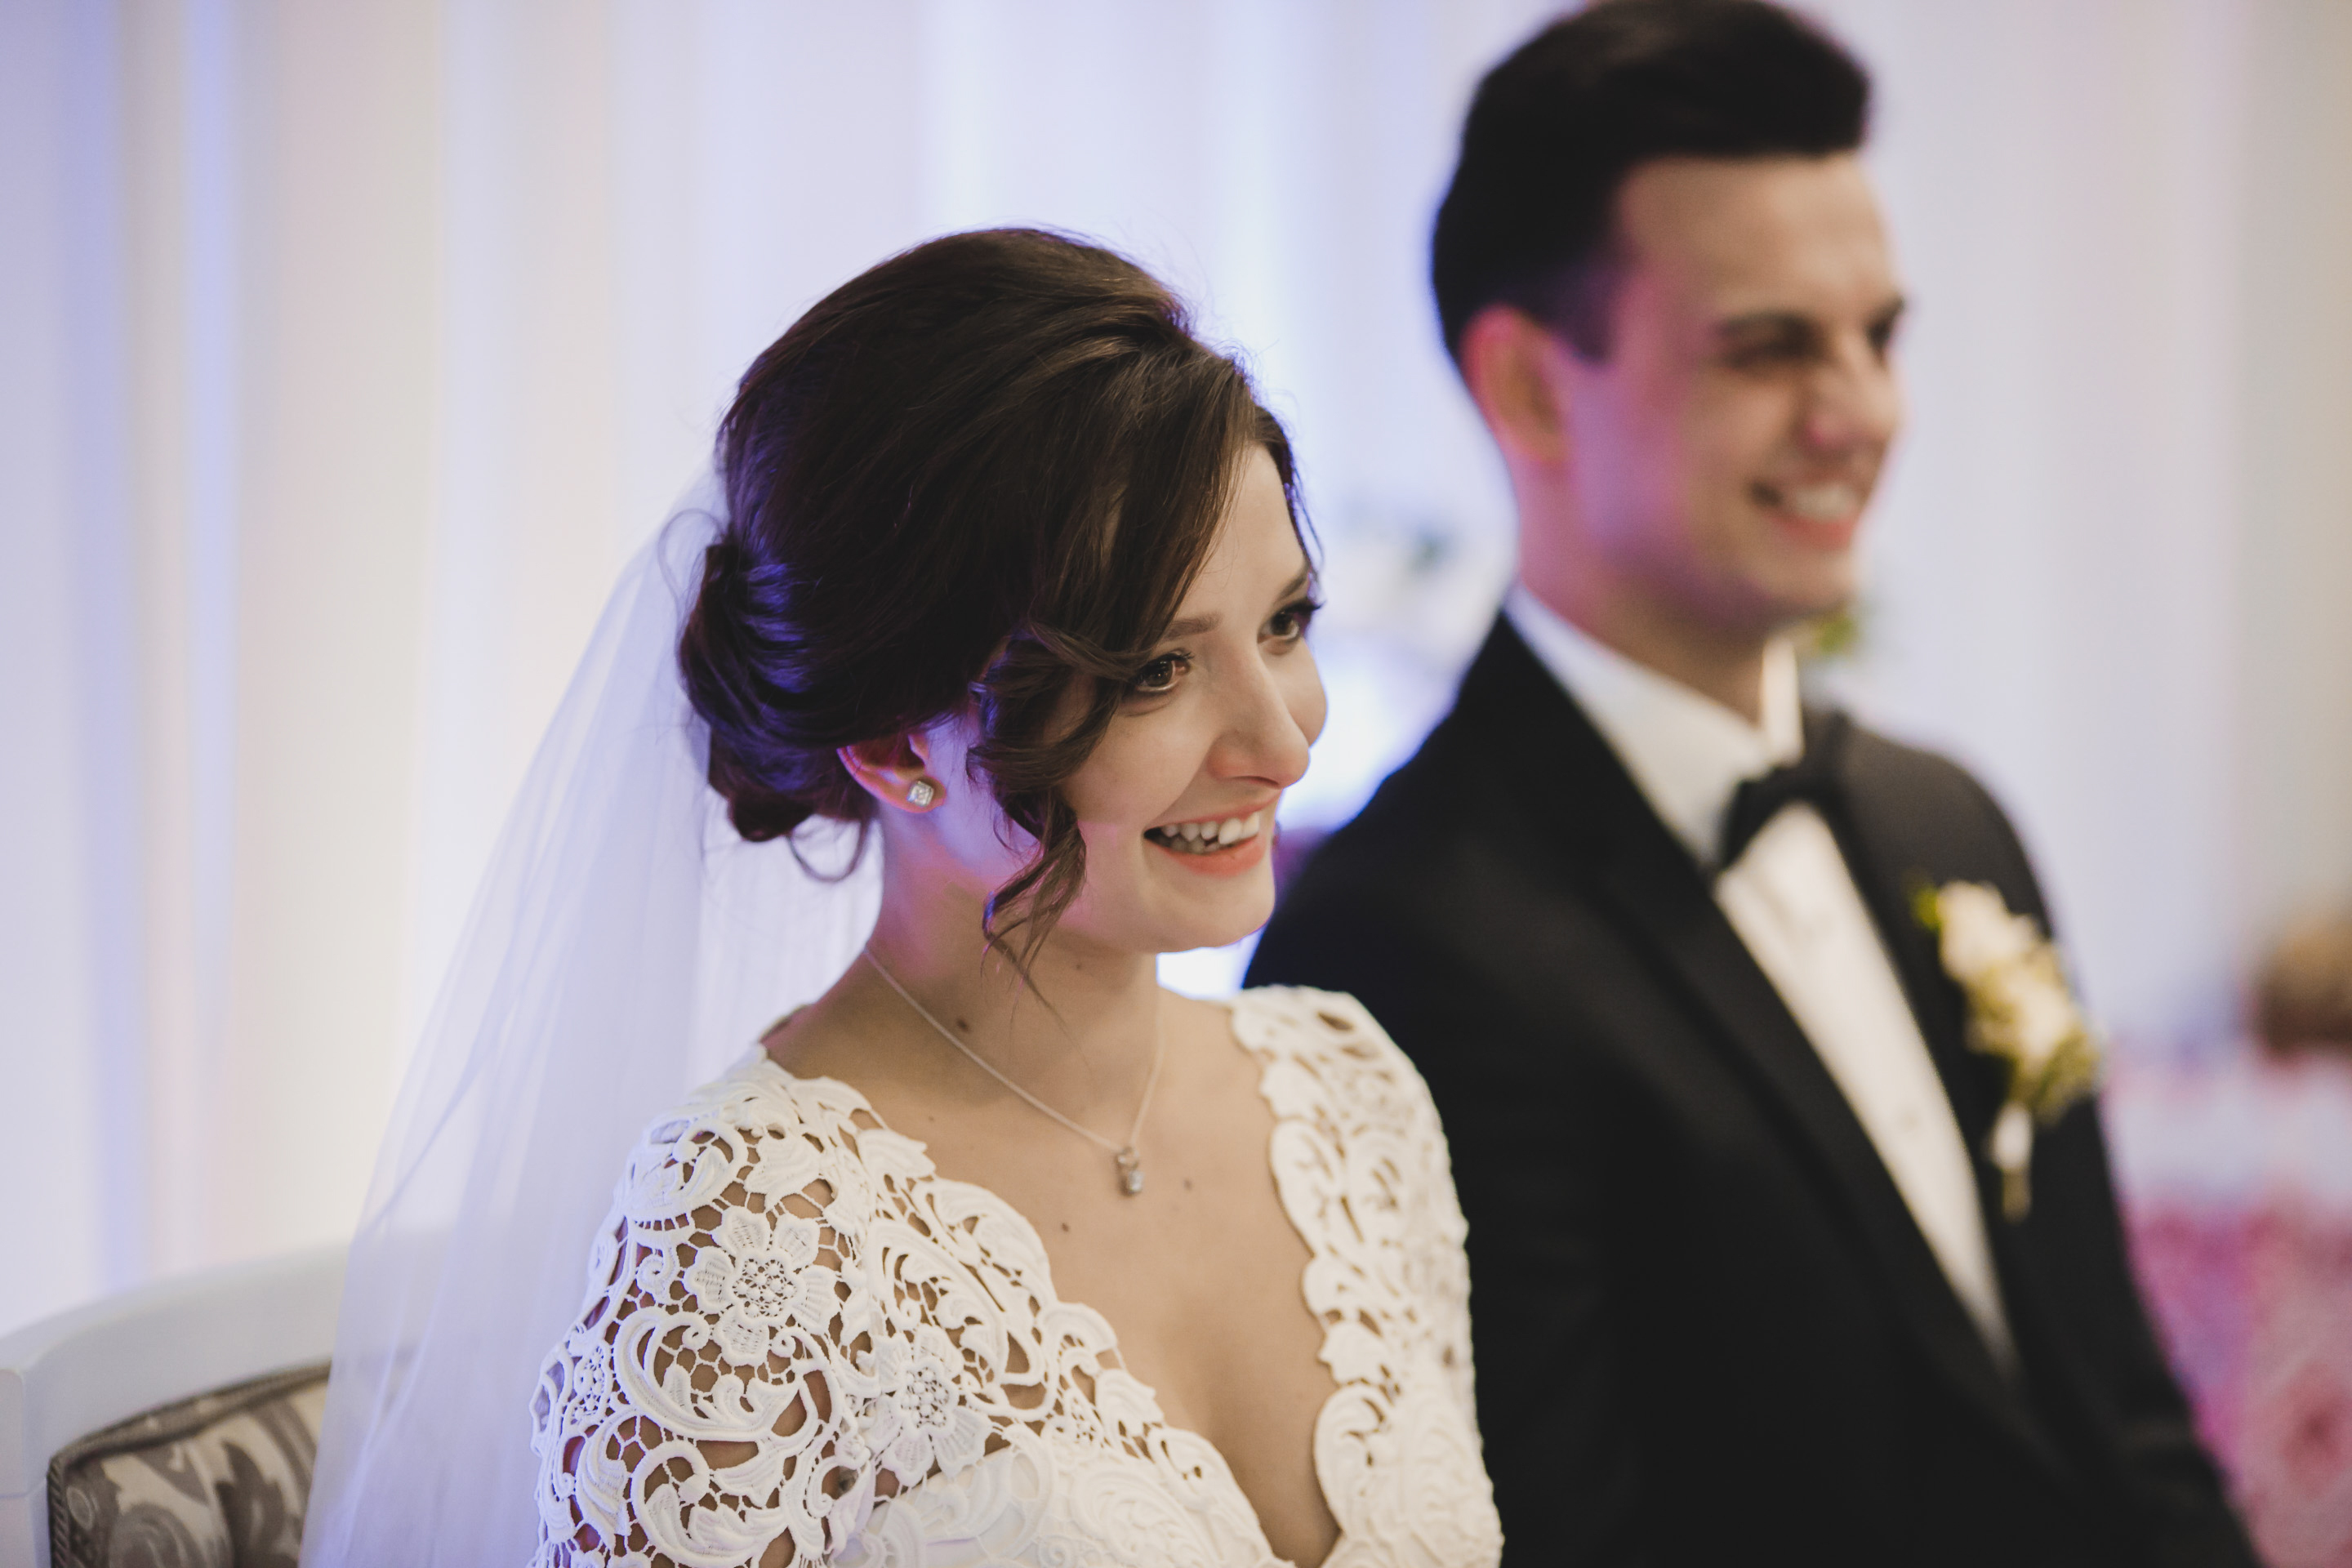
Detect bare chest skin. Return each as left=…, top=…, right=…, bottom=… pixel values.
left=768, top=993, right=1342, bottom=1568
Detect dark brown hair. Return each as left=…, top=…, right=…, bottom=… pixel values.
left=1432, top=0, right=1869, bottom=361
left=680, top=228, right=1301, bottom=964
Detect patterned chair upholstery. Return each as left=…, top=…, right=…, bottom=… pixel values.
left=46, top=1363, right=329, bottom=1568
left=0, top=1247, right=343, bottom=1568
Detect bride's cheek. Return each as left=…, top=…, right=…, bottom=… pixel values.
left=939, top=793, right=1031, bottom=880
left=1070, top=733, right=1176, bottom=834
left=1285, top=652, right=1330, bottom=747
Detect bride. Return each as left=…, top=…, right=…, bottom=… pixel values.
left=302, top=229, right=1499, bottom=1567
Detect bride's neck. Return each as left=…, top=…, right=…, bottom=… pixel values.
left=858, top=891, right=1165, bottom=1096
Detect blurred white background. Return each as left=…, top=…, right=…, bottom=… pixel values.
left=4, top=0, right=2349, bottom=1352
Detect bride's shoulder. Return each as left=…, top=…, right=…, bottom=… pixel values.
left=537, top=1053, right=957, bottom=1558
left=636, top=1048, right=864, bottom=1139
left=1227, top=984, right=1440, bottom=1125
left=1228, top=983, right=1399, bottom=1054
left=607, top=1050, right=933, bottom=1240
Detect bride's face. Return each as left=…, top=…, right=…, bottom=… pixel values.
left=1058, top=447, right=1325, bottom=955
left=901, top=447, right=1324, bottom=959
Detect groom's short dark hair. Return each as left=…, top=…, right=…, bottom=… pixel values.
left=1432, top=0, right=1871, bottom=363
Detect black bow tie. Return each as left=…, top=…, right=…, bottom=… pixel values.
left=1715, top=710, right=1851, bottom=875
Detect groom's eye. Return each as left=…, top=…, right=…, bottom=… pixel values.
left=1865, top=301, right=1906, bottom=362
left=1717, top=313, right=1821, bottom=372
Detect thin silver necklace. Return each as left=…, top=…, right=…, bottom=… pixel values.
left=860, top=947, right=1164, bottom=1196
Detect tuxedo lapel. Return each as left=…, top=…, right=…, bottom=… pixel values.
left=1457, top=619, right=2069, bottom=1482
left=1812, top=718, right=2002, bottom=1145
left=1824, top=723, right=2114, bottom=1468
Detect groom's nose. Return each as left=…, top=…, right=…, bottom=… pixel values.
left=1799, top=331, right=1903, bottom=455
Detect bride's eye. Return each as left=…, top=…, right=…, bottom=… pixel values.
left=1127, top=653, right=1188, bottom=697
left=1266, top=595, right=1322, bottom=643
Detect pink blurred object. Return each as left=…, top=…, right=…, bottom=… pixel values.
left=2113, top=1051, right=2352, bottom=1566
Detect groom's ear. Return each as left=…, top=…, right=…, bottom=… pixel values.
left=1460, top=304, right=1573, bottom=466
left=839, top=731, right=941, bottom=813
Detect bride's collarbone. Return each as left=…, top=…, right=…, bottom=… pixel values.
left=858, top=1010, right=1314, bottom=1375
left=773, top=1000, right=1342, bottom=1564
left=944, top=1067, right=1341, bottom=1567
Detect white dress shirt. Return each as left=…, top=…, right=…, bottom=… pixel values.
left=1505, top=585, right=2016, bottom=1365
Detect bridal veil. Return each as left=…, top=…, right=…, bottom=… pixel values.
left=301, top=476, right=881, bottom=1565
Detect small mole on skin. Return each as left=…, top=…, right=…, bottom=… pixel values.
left=1060, top=1222, right=1070, bottom=1232
left=1183, top=1178, right=1193, bottom=1191
left=956, top=1018, right=970, bottom=1031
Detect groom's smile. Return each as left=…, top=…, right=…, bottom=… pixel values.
left=1748, top=472, right=1872, bottom=555
left=1582, top=151, right=1907, bottom=638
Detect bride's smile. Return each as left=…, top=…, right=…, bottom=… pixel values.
left=848, top=444, right=1324, bottom=962
left=1073, top=448, right=1324, bottom=929
left=1143, top=806, right=1269, bottom=866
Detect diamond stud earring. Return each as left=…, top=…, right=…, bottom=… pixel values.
left=906, top=778, right=938, bottom=808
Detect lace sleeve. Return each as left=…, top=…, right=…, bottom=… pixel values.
left=529, top=1062, right=987, bottom=1567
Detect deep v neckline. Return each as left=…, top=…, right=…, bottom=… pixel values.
left=756, top=990, right=1342, bottom=1568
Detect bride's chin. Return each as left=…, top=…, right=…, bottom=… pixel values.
left=1145, top=889, right=1276, bottom=958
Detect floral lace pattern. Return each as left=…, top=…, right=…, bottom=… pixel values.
left=531, top=986, right=1501, bottom=1567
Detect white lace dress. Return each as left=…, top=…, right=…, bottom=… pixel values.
left=530, top=986, right=1502, bottom=1568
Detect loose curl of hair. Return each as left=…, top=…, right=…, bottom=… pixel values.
left=679, top=229, right=1303, bottom=972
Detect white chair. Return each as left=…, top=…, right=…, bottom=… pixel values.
left=0, top=1246, right=345, bottom=1568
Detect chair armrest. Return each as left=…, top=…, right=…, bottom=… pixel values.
left=0, top=1245, right=345, bottom=1568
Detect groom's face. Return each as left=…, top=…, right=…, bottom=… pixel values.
left=1557, top=153, right=1905, bottom=635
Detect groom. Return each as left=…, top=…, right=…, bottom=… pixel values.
left=1250, top=3, right=2255, bottom=1564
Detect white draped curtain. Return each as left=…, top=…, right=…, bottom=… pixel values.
left=4, top=0, right=2348, bottom=1337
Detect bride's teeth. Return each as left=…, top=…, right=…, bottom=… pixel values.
left=1149, top=811, right=1267, bottom=853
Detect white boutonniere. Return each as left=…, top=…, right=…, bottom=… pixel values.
left=1913, top=881, right=2105, bottom=1221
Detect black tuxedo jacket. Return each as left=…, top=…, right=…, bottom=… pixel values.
left=1248, top=617, right=2254, bottom=1568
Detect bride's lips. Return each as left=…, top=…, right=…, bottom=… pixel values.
left=1143, top=808, right=1272, bottom=879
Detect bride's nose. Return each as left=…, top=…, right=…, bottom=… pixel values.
left=1209, top=650, right=1320, bottom=789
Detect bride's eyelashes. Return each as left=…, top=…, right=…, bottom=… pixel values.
left=1127, top=651, right=1191, bottom=698
left=1267, top=594, right=1321, bottom=644
left=1121, top=596, right=1321, bottom=704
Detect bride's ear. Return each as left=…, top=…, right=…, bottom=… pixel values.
left=840, top=732, right=947, bottom=813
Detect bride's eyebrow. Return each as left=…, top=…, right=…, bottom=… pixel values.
left=1157, top=568, right=1314, bottom=641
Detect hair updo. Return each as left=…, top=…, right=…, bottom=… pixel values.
left=679, top=228, right=1303, bottom=960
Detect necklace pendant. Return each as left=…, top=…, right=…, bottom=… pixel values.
left=1114, top=1147, right=1144, bottom=1196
